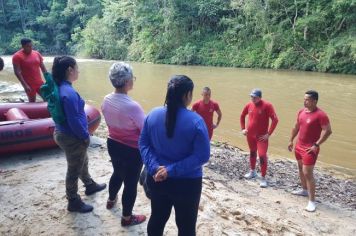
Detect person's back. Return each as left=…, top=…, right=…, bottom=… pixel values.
left=102, top=92, right=145, bottom=148
left=143, top=106, right=209, bottom=178
left=101, top=62, right=146, bottom=226
left=139, top=75, right=210, bottom=236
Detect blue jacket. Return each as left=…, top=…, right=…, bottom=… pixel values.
left=139, top=106, right=210, bottom=178
left=55, top=80, right=89, bottom=140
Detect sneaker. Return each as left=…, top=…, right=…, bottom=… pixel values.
left=305, top=201, right=316, bottom=212
left=259, top=177, right=268, bottom=188
left=292, top=189, right=308, bottom=197
left=85, top=181, right=107, bottom=196
left=121, top=214, right=146, bottom=226
left=244, top=170, right=257, bottom=179
left=106, top=196, right=118, bottom=210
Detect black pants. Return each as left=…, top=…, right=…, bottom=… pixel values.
left=147, top=175, right=202, bottom=236
left=107, top=138, right=143, bottom=217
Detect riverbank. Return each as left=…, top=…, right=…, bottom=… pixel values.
left=1, top=131, right=355, bottom=235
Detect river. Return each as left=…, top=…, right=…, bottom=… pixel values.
left=1, top=56, right=355, bottom=176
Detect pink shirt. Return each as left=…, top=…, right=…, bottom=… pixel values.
left=102, top=93, right=145, bottom=148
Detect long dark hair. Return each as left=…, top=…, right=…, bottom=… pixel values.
left=164, top=75, right=194, bottom=138
left=52, top=56, right=77, bottom=85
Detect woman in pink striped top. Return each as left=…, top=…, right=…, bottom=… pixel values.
left=101, top=62, right=146, bottom=226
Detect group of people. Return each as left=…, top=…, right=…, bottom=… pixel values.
left=239, top=88, right=332, bottom=213
left=6, top=38, right=332, bottom=235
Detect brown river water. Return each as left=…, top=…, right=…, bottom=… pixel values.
left=1, top=56, right=355, bottom=176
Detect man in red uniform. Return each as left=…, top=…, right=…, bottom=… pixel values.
left=288, top=90, right=332, bottom=212
left=12, top=38, right=47, bottom=102
left=192, top=87, right=222, bottom=140
left=240, top=89, right=278, bottom=188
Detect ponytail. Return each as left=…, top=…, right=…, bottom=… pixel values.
left=52, top=56, right=77, bottom=85
left=164, top=75, right=194, bottom=138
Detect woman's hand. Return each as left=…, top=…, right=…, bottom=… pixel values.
left=153, top=166, right=168, bottom=182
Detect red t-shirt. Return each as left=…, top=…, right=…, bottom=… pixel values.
left=192, top=100, right=220, bottom=138
left=296, top=108, right=330, bottom=147
left=240, top=100, right=278, bottom=136
left=12, top=49, right=44, bottom=87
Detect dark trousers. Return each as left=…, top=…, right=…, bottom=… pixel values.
left=147, top=175, right=202, bottom=236
left=107, top=138, right=143, bottom=217
left=53, top=131, right=92, bottom=200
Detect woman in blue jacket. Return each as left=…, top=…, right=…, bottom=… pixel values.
left=52, top=56, right=106, bottom=213
left=139, top=75, right=210, bottom=236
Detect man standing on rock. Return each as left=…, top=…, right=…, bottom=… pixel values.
left=192, top=87, right=222, bottom=140
left=240, top=89, right=278, bottom=188
left=288, top=90, right=332, bottom=212
left=12, top=38, right=47, bottom=102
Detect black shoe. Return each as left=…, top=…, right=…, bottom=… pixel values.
left=67, top=198, right=93, bottom=213
left=85, top=181, right=107, bottom=196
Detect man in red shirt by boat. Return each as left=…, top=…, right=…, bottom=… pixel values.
left=12, top=38, right=47, bottom=102
left=288, top=90, right=332, bottom=212
left=192, top=87, right=222, bottom=140
left=240, top=89, right=279, bottom=188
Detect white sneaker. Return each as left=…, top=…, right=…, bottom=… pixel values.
left=305, top=201, right=316, bottom=212
left=292, top=189, right=308, bottom=197
left=244, top=170, right=257, bottom=179
left=259, top=177, right=268, bottom=188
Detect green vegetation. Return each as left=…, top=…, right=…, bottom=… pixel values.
left=1, top=0, right=355, bottom=74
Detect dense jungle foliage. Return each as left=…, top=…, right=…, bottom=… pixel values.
left=0, top=0, right=355, bottom=74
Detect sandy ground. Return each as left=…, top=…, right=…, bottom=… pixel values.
left=1, top=135, right=355, bottom=236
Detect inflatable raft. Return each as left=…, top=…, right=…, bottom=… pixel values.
left=0, top=102, right=101, bottom=156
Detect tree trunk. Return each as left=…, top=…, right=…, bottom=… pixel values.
left=16, top=0, right=26, bottom=32
left=304, top=0, right=309, bottom=41
left=292, top=0, right=298, bottom=35
left=0, top=0, right=7, bottom=24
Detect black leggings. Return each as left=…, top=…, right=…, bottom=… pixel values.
left=147, top=175, right=202, bottom=236
left=107, top=138, right=143, bottom=216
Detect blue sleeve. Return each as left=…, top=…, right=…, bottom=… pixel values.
left=139, top=117, right=160, bottom=175
left=62, top=92, right=89, bottom=140
left=165, top=119, right=210, bottom=177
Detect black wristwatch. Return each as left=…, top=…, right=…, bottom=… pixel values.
left=313, top=143, right=319, bottom=147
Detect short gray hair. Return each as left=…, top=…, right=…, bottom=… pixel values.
left=109, top=62, right=133, bottom=88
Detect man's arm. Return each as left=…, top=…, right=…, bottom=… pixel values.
left=316, top=124, right=332, bottom=146
left=213, top=108, right=222, bottom=129
left=259, top=105, right=279, bottom=141
left=40, top=61, right=47, bottom=73
left=13, top=64, right=31, bottom=92
left=288, top=122, right=300, bottom=152
left=240, top=105, right=248, bottom=135
left=306, top=123, right=332, bottom=154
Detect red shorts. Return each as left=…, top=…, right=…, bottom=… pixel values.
left=26, top=83, right=43, bottom=98
left=295, top=144, right=319, bottom=165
